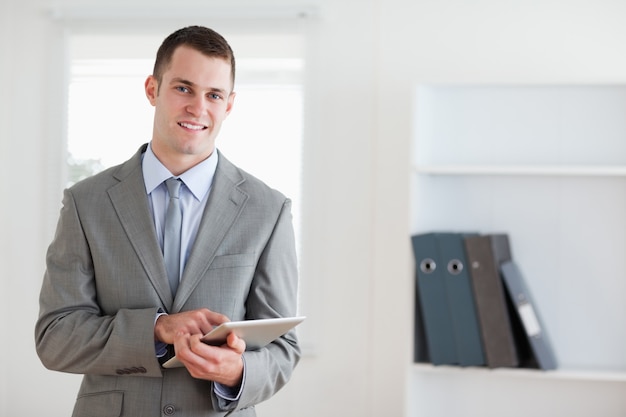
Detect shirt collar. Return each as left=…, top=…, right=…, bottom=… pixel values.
left=142, top=143, right=219, bottom=201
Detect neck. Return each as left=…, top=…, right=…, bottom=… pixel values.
left=150, top=143, right=214, bottom=176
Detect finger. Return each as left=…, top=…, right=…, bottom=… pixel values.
left=175, top=333, right=210, bottom=371
left=174, top=309, right=220, bottom=336
left=184, top=309, right=228, bottom=336
left=203, top=309, right=231, bottom=326
left=173, top=332, right=192, bottom=356
left=226, top=332, right=246, bottom=354
left=187, top=334, right=217, bottom=366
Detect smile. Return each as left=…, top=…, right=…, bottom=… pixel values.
left=178, top=122, right=207, bottom=131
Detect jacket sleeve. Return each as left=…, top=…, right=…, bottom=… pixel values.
left=34, top=188, right=164, bottom=377
left=213, top=198, right=302, bottom=412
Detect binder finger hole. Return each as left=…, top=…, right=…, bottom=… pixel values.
left=447, top=259, right=463, bottom=275
left=419, top=258, right=436, bottom=274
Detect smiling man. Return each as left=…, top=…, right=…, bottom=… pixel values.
left=35, top=26, right=301, bottom=417
left=146, top=42, right=236, bottom=176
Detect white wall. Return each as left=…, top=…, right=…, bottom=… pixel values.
left=376, top=1, right=626, bottom=416
left=2, top=0, right=626, bottom=416
left=0, top=2, right=10, bottom=415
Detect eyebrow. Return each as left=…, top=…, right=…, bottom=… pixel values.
left=170, top=77, right=229, bottom=95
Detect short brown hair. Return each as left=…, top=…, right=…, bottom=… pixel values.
left=153, top=26, right=236, bottom=88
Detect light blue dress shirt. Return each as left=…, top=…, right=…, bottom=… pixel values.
left=142, top=143, right=217, bottom=273
left=142, top=143, right=243, bottom=401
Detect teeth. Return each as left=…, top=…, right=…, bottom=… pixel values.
left=179, top=122, right=205, bottom=130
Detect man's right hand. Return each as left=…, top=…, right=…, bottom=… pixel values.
left=155, top=308, right=230, bottom=345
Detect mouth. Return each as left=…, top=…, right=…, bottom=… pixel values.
left=178, top=121, right=208, bottom=131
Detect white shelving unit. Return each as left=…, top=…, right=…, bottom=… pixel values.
left=409, top=85, right=626, bottom=417
left=413, top=164, right=626, bottom=177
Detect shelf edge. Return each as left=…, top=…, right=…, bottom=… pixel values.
left=412, top=363, right=626, bottom=382
left=412, top=164, right=626, bottom=177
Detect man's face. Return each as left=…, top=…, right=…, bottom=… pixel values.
left=145, top=45, right=235, bottom=170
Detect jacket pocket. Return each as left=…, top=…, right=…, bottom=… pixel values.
left=226, top=405, right=256, bottom=416
left=72, top=391, right=123, bottom=417
left=209, top=253, right=256, bottom=269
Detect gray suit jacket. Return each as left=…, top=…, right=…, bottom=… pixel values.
left=35, top=145, right=301, bottom=417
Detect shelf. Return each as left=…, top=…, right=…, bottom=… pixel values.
left=409, top=84, right=626, bottom=416
left=412, top=164, right=626, bottom=177
left=413, top=363, right=626, bottom=383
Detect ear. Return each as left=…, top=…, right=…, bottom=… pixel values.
left=145, top=75, right=158, bottom=106
left=225, top=91, right=236, bottom=116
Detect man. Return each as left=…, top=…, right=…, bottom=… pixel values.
left=35, top=26, right=301, bottom=417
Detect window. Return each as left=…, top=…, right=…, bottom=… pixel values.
left=67, top=31, right=304, bottom=243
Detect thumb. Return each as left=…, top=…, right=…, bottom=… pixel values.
left=227, top=332, right=246, bottom=354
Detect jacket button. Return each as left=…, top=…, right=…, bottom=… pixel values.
left=163, top=404, right=176, bottom=415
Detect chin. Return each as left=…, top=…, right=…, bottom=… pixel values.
left=179, top=143, right=214, bottom=158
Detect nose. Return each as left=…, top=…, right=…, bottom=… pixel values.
left=185, top=96, right=207, bottom=117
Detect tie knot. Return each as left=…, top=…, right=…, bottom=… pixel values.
left=165, top=178, right=182, bottom=199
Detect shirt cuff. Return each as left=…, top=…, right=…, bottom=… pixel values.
left=213, top=356, right=246, bottom=401
left=155, top=310, right=168, bottom=358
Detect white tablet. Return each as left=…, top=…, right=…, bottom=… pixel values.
left=162, top=316, right=305, bottom=369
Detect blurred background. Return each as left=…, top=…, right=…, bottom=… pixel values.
left=2, top=0, right=626, bottom=416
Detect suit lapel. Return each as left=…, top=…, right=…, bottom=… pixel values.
left=107, top=147, right=173, bottom=308
left=173, top=154, right=248, bottom=312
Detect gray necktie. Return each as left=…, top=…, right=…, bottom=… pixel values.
left=164, top=178, right=182, bottom=296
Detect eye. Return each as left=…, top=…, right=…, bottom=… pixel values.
left=175, top=86, right=190, bottom=94
left=208, top=93, right=222, bottom=100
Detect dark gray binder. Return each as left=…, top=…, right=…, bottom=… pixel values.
left=500, top=260, right=558, bottom=370
left=411, top=233, right=457, bottom=365
left=437, top=233, right=485, bottom=366
left=413, top=273, right=430, bottom=363
left=464, top=234, right=518, bottom=368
